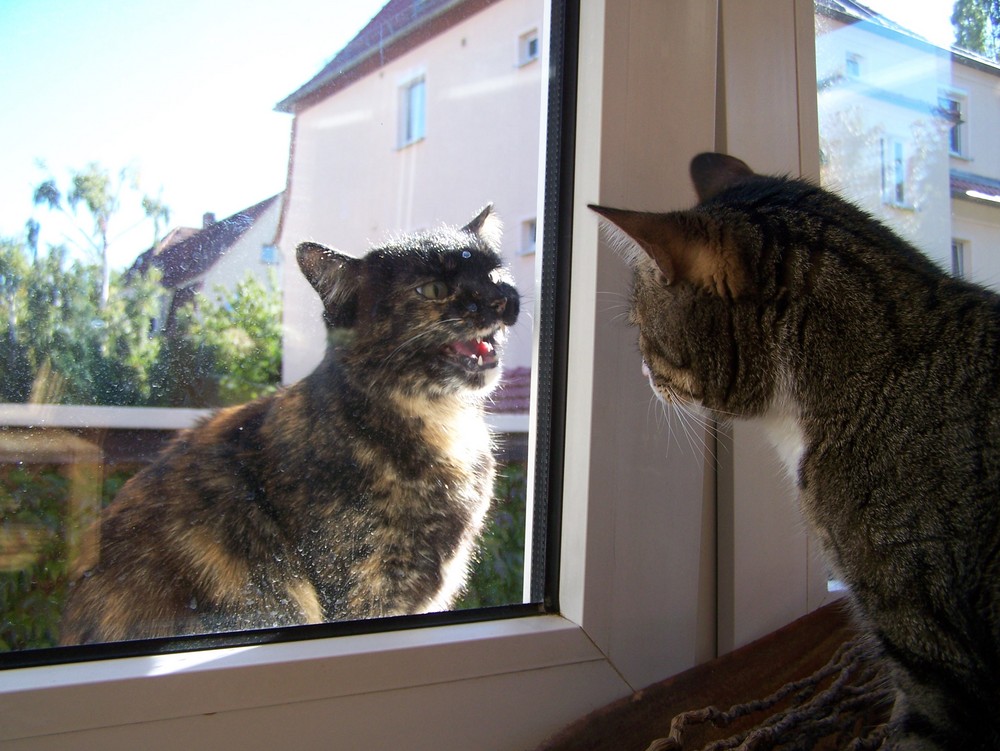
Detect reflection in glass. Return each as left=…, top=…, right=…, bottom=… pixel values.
left=816, top=0, right=1000, bottom=289
left=815, top=1, right=1000, bottom=599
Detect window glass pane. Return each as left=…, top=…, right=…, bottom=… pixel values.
left=816, top=0, right=1000, bottom=592
left=816, top=0, right=1000, bottom=290
left=0, top=0, right=551, bottom=661
left=401, top=77, right=427, bottom=146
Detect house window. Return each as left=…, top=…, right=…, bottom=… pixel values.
left=519, top=218, right=537, bottom=255
left=845, top=52, right=862, bottom=78
left=398, top=76, right=426, bottom=147
left=881, top=137, right=908, bottom=205
left=952, top=239, right=969, bottom=278
left=261, top=244, right=279, bottom=264
left=939, top=93, right=967, bottom=157
left=518, top=28, right=540, bottom=66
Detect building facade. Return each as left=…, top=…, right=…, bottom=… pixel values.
left=275, top=0, right=543, bottom=384
left=817, top=0, right=1000, bottom=287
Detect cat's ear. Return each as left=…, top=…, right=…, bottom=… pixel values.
left=689, top=152, right=755, bottom=202
left=463, top=204, right=503, bottom=252
left=296, top=241, right=362, bottom=328
left=589, top=205, right=746, bottom=298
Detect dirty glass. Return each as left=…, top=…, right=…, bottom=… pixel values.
left=0, top=0, right=556, bottom=662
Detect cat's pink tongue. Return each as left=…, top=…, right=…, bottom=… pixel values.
left=454, top=339, right=493, bottom=358
left=451, top=338, right=497, bottom=368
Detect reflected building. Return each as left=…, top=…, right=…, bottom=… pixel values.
left=817, top=0, right=1000, bottom=287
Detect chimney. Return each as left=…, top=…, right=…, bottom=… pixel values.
left=202, top=212, right=216, bottom=228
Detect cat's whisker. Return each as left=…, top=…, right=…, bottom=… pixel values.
left=597, top=292, right=633, bottom=323
left=382, top=327, right=439, bottom=357
left=673, top=404, right=710, bottom=461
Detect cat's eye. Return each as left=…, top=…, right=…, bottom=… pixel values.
left=415, top=281, right=450, bottom=299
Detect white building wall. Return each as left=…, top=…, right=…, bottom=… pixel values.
left=954, top=200, right=1000, bottom=288
left=950, top=59, right=1000, bottom=288
left=951, top=59, right=1000, bottom=176
left=279, top=0, right=542, bottom=383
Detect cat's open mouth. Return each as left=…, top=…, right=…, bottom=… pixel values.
left=443, top=335, right=499, bottom=372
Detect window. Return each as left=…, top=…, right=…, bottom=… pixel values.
left=519, top=218, right=537, bottom=255
left=881, top=136, right=908, bottom=206
left=260, top=244, right=279, bottom=264
left=398, top=76, right=426, bottom=147
left=518, top=28, right=540, bottom=65
left=8, top=2, right=954, bottom=748
left=952, top=239, right=969, bottom=278
left=2, top=0, right=550, bottom=666
left=939, top=92, right=967, bottom=157
left=845, top=52, right=862, bottom=78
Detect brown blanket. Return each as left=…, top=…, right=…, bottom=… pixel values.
left=535, top=603, right=891, bottom=751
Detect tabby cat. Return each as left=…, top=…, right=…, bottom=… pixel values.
left=591, top=153, right=1000, bottom=750
left=60, top=205, right=519, bottom=644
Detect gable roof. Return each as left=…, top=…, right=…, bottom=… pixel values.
left=275, top=0, right=495, bottom=114
left=816, top=0, right=951, bottom=58
left=129, top=193, right=281, bottom=288
left=817, top=0, right=1000, bottom=73
left=816, top=0, right=918, bottom=39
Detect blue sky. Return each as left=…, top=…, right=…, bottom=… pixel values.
left=864, top=0, right=956, bottom=46
left=0, top=0, right=385, bottom=268
left=0, top=0, right=956, bottom=270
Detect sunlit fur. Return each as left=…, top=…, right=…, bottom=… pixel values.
left=60, top=207, right=519, bottom=644
left=593, top=153, right=1000, bottom=750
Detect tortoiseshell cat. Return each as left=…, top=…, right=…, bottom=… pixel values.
left=592, top=154, right=1000, bottom=750
left=60, top=206, right=519, bottom=644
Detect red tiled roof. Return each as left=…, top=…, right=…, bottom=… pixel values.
left=951, top=170, right=1000, bottom=205
left=129, top=194, right=281, bottom=288
left=275, top=0, right=495, bottom=114
left=487, top=366, right=530, bottom=414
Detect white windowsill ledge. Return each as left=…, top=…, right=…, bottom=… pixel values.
left=0, top=614, right=606, bottom=743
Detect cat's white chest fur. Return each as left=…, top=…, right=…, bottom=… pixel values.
left=760, top=382, right=805, bottom=484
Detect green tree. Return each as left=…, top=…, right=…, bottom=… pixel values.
left=31, top=163, right=169, bottom=308
left=0, top=240, right=163, bottom=405
left=0, top=239, right=33, bottom=401
left=952, top=0, right=999, bottom=59
left=147, top=271, right=282, bottom=408
left=457, top=461, right=527, bottom=609
left=186, top=271, right=282, bottom=405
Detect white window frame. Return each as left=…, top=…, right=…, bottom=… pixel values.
left=0, top=2, right=825, bottom=748
left=952, top=238, right=970, bottom=278
left=398, top=74, right=427, bottom=148
left=939, top=89, right=969, bottom=158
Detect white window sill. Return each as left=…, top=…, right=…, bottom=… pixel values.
left=0, top=614, right=614, bottom=744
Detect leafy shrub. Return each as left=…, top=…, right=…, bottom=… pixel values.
left=457, top=460, right=527, bottom=610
